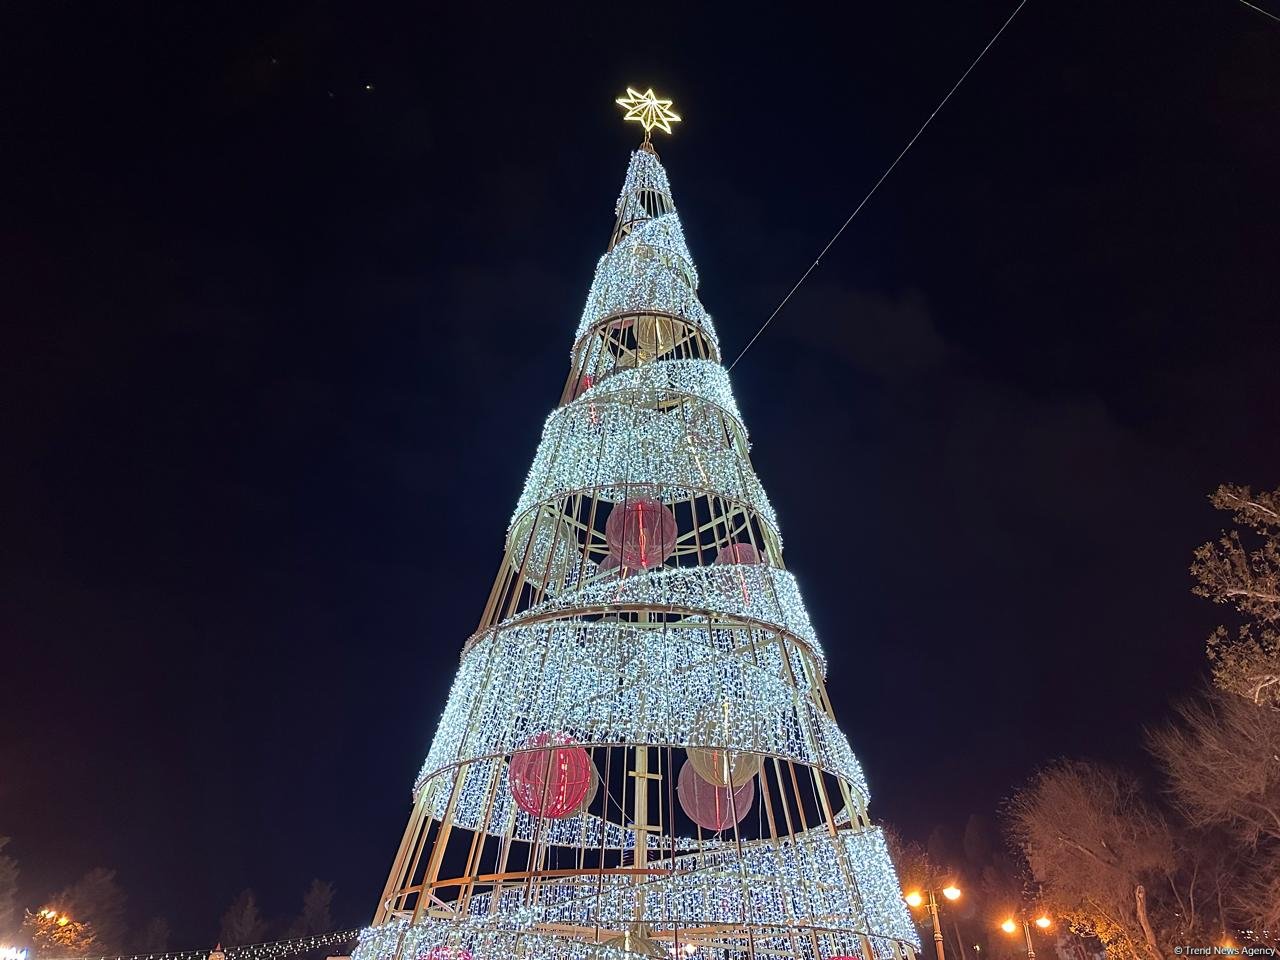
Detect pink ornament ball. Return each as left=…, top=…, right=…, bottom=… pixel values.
left=677, top=758, right=755, bottom=832
left=605, top=497, right=678, bottom=570
left=714, top=542, right=763, bottom=565
left=508, top=733, right=594, bottom=819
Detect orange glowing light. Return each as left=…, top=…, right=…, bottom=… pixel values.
left=1001, top=920, right=1017, bottom=934
left=1035, top=917, right=1051, bottom=929
left=942, top=886, right=962, bottom=901
left=905, top=891, right=924, bottom=908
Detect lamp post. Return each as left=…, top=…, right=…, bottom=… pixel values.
left=905, top=886, right=962, bottom=960
left=1000, top=915, right=1051, bottom=960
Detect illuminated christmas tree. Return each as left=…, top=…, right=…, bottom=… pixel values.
left=354, top=91, right=920, bottom=960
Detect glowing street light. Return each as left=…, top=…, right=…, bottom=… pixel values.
left=1000, top=915, right=1052, bottom=960
left=905, top=886, right=962, bottom=960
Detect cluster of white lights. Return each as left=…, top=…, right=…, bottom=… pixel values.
left=614, top=149, right=674, bottom=225
left=351, top=829, right=916, bottom=960
left=576, top=360, right=746, bottom=428
left=413, top=591, right=864, bottom=810
left=509, top=358, right=776, bottom=538
left=474, top=564, right=825, bottom=664
left=576, top=217, right=716, bottom=351
left=509, top=398, right=777, bottom=534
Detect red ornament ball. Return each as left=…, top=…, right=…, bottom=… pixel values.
left=605, top=497, right=678, bottom=570
left=714, top=541, right=763, bottom=565
left=508, top=733, right=594, bottom=819
left=677, top=758, right=755, bottom=832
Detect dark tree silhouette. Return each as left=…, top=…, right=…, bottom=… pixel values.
left=288, top=880, right=335, bottom=939
left=220, top=890, right=266, bottom=947
left=0, top=838, right=19, bottom=941
left=136, top=916, right=172, bottom=954
left=55, top=868, right=127, bottom=953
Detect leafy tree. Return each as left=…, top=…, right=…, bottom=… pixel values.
left=1192, top=484, right=1280, bottom=706
left=23, top=908, right=98, bottom=958
left=0, top=838, right=19, bottom=940
left=220, top=889, right=267, bottom=947
left=1007, top=761, right=1173, bottom=960
left=1148, top=690, right=1280, bottom=847
left=288, top=880, right=335, bottom=938
left=136, top=916, right=172, bottom=954
left=1180, top=482, right=1280, bottom=928
left=1148, top=689, right=1280, bottom=932
left=55, top=868, right=127, bottom=953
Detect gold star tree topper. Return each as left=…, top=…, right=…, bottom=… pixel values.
left=616, top=87, right=682, bottom=139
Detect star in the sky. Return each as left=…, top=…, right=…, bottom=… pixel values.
left=616, top=87, right=682, bottom=137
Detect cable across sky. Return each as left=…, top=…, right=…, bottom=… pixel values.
left=727, top=0, right=1030, bottom=371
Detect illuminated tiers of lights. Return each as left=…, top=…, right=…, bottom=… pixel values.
left=576, top=216, right=717, bottom=353
left=510, top=360, right=773, bottom=534
left=356, top=99, right=919, bottom=960
left=357, top=827, right=912, bottom=960
left=415, top=609, right=867, bottom=822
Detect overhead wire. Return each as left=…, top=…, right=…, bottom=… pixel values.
left=1235, top=0, right=1280, bottom=23
left=726, top=0, right=1030, bottom=371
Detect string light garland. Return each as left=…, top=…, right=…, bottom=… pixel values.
left=43, top=928, right=361, bottom=960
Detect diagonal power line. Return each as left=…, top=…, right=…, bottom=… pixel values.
left=727, top=0, right=1030, bottom=371
left=1235, top=0, right=1280, bottom=23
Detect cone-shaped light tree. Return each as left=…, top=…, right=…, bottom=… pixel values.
left=354, top=93, right=920, bottom=960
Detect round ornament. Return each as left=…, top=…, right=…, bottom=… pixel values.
left=677, top=759, right=754, bottom=832
left=602, top=926, right=667, bottom=960
left=605, top=497, right=678, bottom=570
left=687, top=745, right=762, bottom=789
left=713, top=541, right=764, bottom=565
left=635, top=314, right=677, bottom=358
left=568, top=763, right=600, bottom=817
left=508, top=733, right=594, bottom=819
left=507, top=508, right=585, bottom=593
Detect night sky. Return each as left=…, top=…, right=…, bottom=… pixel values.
left=4, top=0, right=1278, bottom=948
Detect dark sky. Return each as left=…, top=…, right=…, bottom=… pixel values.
left=4, top=0, right=1278, bottom=948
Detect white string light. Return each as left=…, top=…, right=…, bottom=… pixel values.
left=44, top=928, right=361, bottom=960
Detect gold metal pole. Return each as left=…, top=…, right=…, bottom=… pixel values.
left=928, top=891, right=947, bottom=960
left=1021, top=920, right=1036, bottom=960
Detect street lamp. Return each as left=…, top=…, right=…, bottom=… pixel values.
left=999, top=915, right=1051, bottom=960
left=905, top=886, right=962, bottom=960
